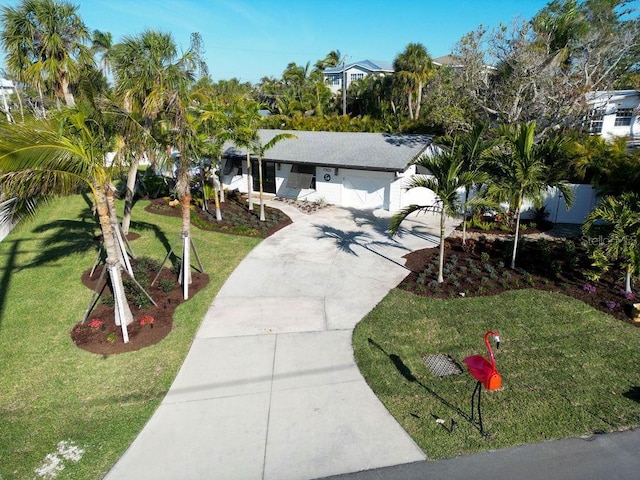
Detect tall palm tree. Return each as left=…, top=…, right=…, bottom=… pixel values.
left=251, top=132, right=297, bottom=221
left=111, top=30, right=193, bottom=234
left=485, top=121, right=574, bottom=269
left=390, top=149, right=484, bottom=283
left=0, top=0, right=92, bottom=109
left=91, top=29, right=114, bottom=77
left=0, top=111, right=136, bottom=340
left=393, top=43, right=434, bottom=120
left=582, top=193, right=640, bottom=294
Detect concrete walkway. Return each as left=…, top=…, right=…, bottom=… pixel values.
left=106, top=203, right=459, bottom=480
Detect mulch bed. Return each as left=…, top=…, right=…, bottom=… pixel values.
left=72, top=194, right=295, bottom=355
left=144, top=192, right=292, bottom=238
left=399, top=234, right=639, bottom=325
left=71, top=259, right=209, bottom=355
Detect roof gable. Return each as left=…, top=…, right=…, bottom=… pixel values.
left=324, top=60, right=394, bottom=75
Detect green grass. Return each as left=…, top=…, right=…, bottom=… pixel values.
left=353, top=288, right=640, bottom=459
left=0, top=195, right=260, bottom=479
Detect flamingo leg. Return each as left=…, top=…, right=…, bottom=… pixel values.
left=469, top=381, right=486, bottom=436
left=470, top=381, right=480, bottom=422
left=477, top=382, right=484, bottom=436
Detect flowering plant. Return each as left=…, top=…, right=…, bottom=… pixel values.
left=140, top=315, right=154, bottom=326
left=88, top=319, right=103, bottom=329
left=605, top=301, right=620, bottom=311
left=582, top=284, right=597, bottom=294
left=621, top=290, right=636, bottom=301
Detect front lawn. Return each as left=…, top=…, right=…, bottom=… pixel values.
left=353, top=288, right=640, bottom=459
left=0, top=196, right=260, bottom=479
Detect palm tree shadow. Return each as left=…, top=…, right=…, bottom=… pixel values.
left=346, top=206, right=441, bottom=247
left=623, top=387, right=640, bottom=403
left=0, top=239, right=21, bottom=329
left=129, top=220, right=172, bottom=255
left=313, top=224, right=414, bottom=271
left=367, top=338, right=473, bottom=425
left=22, top=209, right=100, bottom=270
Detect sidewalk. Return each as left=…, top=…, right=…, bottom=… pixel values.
left=106, top=204, right=457, bottom=480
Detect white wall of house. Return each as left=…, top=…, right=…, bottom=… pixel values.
left=325, top=66, right=390, bottom=94
left=511, top=184, right=598, bottom=224
left=587, top=90, right=640, bottom=142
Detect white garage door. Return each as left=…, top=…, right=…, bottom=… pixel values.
left=342, top=175, right=388, bottom=209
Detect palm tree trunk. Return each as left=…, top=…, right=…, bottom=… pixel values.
left=218, top=155, right=225, bottom=203
left=258, top=156, right=265, bottom=221
left=414, top=81, right=423, bottom=119
left=121, top=156, right=139, bottom=235
left=511, top=199, right=523, bottom=269
left=106, top=186, right=133, bottom=276
left=96, top=187, right=133, bottom=331
left=625, top=264, right=633, bottom=294
left=438, top=207, right=446, bottom=283
left=61, top=78, right=75, bottom=107
left=212, top=172, right=222, bottom=222
left=179, top=191, right=192, bottom=299
left=246, top=151, right=253, bottom=211
left=12, top=83, right=24, bottom=123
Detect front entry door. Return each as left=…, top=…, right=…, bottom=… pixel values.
left=252, top=160, right=277, bottom=194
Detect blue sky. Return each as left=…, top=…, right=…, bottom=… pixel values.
left=3, top=0, right=557, bottom=83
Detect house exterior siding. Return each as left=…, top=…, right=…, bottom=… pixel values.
left=586, top=90, right=640, bottom=146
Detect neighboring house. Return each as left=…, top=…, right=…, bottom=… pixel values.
left=586, top=90, right=640, bottom=147
left=432, top=55, right=465, bottom=69
left=221, top=129, right=437, bottom=211
left=323, top=60, right=394, bottom=94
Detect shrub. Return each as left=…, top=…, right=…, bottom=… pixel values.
left=158, top=278, right=175, bottom=293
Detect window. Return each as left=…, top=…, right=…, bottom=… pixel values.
left=350, top=73, right=364, bottom=82
left=286, top=164, right=316, bottom=190
left=614, top=108, right=633, bottom=127
left=331, top=75, right=341, bottom=86
left=587, top=108, right=604, bottom=134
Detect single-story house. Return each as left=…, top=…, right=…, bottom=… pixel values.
left=221, top=129, right=437, bottom=211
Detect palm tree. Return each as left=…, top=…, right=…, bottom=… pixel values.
left=484, top=121, right=574, bottom=269
left=0, top=111, right=136, bottom=340
left=390, top=149, right=484, bottom=283
left=111, top=30, right=195, bottom=234
left=583, top=193, right=640, bottom=294
left=436, top=122, right=494, bottom=244
left=0, top=0, right=93, bottom=109
left=91, top=29, right=114, bottom=77
left=393, top=43, right=434, bottom=120
left=251, top=132, right=297, bottom=221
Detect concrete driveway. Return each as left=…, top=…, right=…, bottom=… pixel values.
left=106, top=204, right=459, bottom=480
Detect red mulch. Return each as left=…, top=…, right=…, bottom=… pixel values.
left=71, top=261, right=209, bottom=355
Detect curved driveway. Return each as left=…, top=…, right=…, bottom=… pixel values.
left=106, top=203, right=458, bottom=480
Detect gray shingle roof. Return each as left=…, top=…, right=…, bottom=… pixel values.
left=223, top=130, right=433, bottom=172
left=324, top=60, right=394, bottom=74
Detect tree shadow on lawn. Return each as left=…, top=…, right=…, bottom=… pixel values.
left=623, top=387, right=640, bottom=403
left=0, top=239, right=20, bottom=330
left=367, top=338, right=483, bottom=435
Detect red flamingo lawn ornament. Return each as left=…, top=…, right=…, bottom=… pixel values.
left=463, top=331, right=501, bottom=435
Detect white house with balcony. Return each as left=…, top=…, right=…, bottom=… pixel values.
left=323, top=60, right=394, bottom=94
left=586, top=90, right=640, bottom=147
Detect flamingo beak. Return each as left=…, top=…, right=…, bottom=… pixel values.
left=494, top=334, right=500, bottom=349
